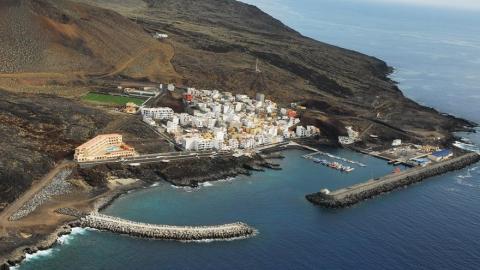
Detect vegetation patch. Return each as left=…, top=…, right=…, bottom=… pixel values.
left=82, top=92, right=145, bottom=106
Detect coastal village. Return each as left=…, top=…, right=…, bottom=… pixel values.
left=74, top=85, right=320, bottom=163
left=74, top=83, right=458, bottom=175
left=1, top=0, right=480, bottom=268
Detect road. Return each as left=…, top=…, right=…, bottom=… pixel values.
left=0, top=161, right=74, bottom=235
left=78, top=140, right=293, bottom=167
left=78, top=150, right=232, bottom=168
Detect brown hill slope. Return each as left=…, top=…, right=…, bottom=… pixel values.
left=0, top=0, right=178, bottom=82
left=79, top=0, right=474, bottom=144
left=1, top=0, right=474, bottom=143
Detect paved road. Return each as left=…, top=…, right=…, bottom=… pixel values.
left=78, top=140, right=294, bottom=168
left=78, top=151, right=230, bottom=167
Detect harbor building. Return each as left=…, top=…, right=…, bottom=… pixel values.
left=428, top=149, right=453, bottom=162
left=74, top=134, right=137, bottom=162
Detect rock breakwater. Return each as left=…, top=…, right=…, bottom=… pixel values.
left=306, top=153, right=480, bottom=208
left=9, top=169, right=73, bottom=221
left=74, top=213, right=256, bottom=241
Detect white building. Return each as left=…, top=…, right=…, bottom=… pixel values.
left=240, top=137, right=255, bottom=149
left=296, top=126, right=307, bottom=137
left=166, top=116, right=179, bottom=133
left=392, top=139, right=402, bottom=146
left=306, top=126, right=319, bottom=136
left=153, top=33, right=168, bottom=39
left=182, top=136, right=197, bottom=151
left=142, top=116, right=156, bottom=126
left=207, top=118, right=216, bottom=129
left=228, top=139, right=239, bottom=150
left=338, top=136, right=355, bottom=145
left=141, top=107, right=174, bottom=120
left=346, top=126, right=359, bottom=140
left=179, top=113, right=192, bottom=126
left=194, top=139, right=214, bottom=151
left=192, top=117, right=204, bottom=128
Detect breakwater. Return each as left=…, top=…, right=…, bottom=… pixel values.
left=306, top=152, right=480, bottom=208
left=74, top=213, right=256, bottom=241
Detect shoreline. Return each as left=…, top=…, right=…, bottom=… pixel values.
left=1, top=182, right=143, bottom=269
left=0, top=150, right=289, bottom=269
left=2, top=139, right=478, bottom=269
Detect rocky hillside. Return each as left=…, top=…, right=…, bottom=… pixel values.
left=0, top=89, right=111, bottom=210
left=77, top=0, right=474, bottom=144
left=0, top=0, right=178, bottom=81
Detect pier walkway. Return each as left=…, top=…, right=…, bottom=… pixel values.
left=77, top=213, right=256, bottom=241
left=307, top=152, right=480, bottom=208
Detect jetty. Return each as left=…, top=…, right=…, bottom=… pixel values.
left=75, top=213, right=256, bottom=241
left=306, top=152, right=480, bottom=208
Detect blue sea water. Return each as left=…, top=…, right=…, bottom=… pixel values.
left=18, top=1, right=480, bottom=269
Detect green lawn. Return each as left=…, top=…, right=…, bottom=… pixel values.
left=82, top=92, right=146, bottom=106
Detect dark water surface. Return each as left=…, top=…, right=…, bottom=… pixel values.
left=18, top=1, right=480, bottom=269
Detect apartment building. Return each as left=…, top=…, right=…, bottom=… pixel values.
left=74, top=134, right=137, bottom=162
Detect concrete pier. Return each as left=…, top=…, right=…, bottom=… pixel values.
left=75, top=213, right=256, bottom=241
left=306, top=152, right=480, bottom=208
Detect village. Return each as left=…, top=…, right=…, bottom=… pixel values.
left=140, top=88, right=319, bottom=152
left=74, top=82, right=457, bottom=175
left=74, top=83, right=321, bottom=164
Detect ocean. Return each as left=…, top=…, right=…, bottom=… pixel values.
left=18, top=1, right=480, bottom=269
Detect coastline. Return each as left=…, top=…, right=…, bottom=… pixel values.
left=0, top=150, right=287, bottom=269
left=1, top=182, right=143, bottom=269
left=2, top=138, right=478, bottom=269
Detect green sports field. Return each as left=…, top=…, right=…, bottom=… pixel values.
left=81, top=92, right=145, bottom=106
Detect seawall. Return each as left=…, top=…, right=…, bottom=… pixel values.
left=306, top=152, right=480, bottom=208
left=74, top=213, right=256, bottom=241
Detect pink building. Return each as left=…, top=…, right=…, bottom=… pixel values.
left=74, top=134, right=137, bottom=162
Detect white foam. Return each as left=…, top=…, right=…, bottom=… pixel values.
left=150, top=182, right=160, bottom=187
left=170, top=185, right=197, bottom=192
left=202, top=182, right=213, bottom=187
left=57, top=227, right=88, bottom=245
left=217, top=177, right=235, bottom=183
left=23, top=248, right=54, bottom=263
left=453, top=141, right=480, bottom=154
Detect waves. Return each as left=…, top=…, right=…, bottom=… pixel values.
left=11, top=227, right=90, bottom=269
left=455, top=166, right=480, bottom=188
left=453, top=141, right=480, bottom=154
left=170, top=177, right=237, bottom=191
left=57, top=227, right=88, bottom=245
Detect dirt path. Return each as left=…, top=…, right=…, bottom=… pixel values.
left=0, top=161, right=75, bottom=236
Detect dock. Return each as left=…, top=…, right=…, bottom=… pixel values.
left=306, top=152, right=480, bottom=208
left=75, top=213, right=256, bottom=241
